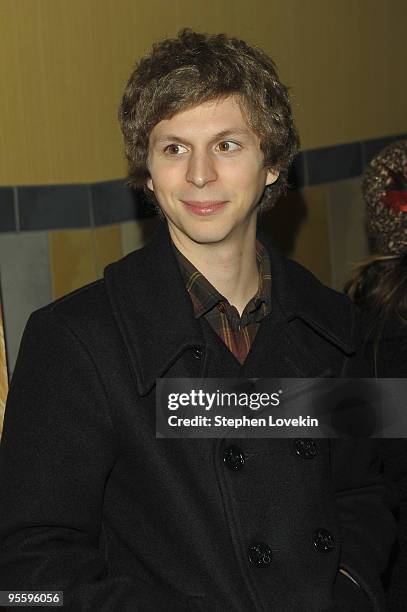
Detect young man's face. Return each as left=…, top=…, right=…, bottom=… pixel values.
left=147, top=95, right=278, bottom=248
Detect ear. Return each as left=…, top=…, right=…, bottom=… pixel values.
left=146, top=177, right=154, bottom=191
left=266, top=168, right=279, bottom=186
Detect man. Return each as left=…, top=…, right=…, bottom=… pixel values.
left=0, top=29, right=396, bottom=611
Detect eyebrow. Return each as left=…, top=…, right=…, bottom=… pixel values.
left=152, top=128, right=253, bottom=146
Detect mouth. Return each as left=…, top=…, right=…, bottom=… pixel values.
left=181, top=200, right=228, bottom=216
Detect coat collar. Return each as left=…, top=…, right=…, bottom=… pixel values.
left=104, top=220, right=356, bottom=395
left=256, top=225, right=356, bottom=355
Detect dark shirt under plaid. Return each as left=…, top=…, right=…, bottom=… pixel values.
left=173, top=241, right=272, bottom=365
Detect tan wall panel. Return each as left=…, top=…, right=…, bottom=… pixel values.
left=290, top=185, right=332, bottom=286
left=260, top=186, right=331, bottom=285
left=1, top=0, right=406, bottom=185
left=49, top=228, right=97, bottom=298
left=94, top=224, right=122, bottom=278
left=120, top=218, right=160, bottom=256
left=326, top=177, right=370, bottom=291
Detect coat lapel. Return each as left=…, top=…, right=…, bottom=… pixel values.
left=104, top=221, right=205, bottom=395
left=245, top=227, right=357, bottom=378
left=257, top=226, right=356, bottom=353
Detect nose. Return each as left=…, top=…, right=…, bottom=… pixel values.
left=185, top=150, right=218, bottom=187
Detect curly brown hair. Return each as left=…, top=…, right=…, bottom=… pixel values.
left=344, top=253, right=407, bottom=376
left=118, top=28, right=299, bottom=213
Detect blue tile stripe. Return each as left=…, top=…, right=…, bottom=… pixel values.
left=9, top=182, right=156, bottom=232
left=18, top=184, right=91, bottom=231
left=289, top=133, right=406, bottom=189
left=0, top=133, right=405, bottom=232
left=0, top=188, right=17, bottom=232
left=90, top=181, right=156, bottom=227
left=306, top=142, right=363, bottom=186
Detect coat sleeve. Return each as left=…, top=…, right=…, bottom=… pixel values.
left=330, top=437, right=397, bottom=610
left=325, top=307, right=398, bottom=610
left=0, top=310, right=190, bottom=612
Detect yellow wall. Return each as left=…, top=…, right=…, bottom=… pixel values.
left=1, top=0, right=406, bottom=185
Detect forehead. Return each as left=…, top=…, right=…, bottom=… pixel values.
left=149, top=96, right=257, bottom=142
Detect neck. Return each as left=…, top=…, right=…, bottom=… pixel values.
left=169, top=220, right=259, bottom=317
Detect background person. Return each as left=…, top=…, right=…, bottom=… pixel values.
left=344, top=139, right=407, bottom=611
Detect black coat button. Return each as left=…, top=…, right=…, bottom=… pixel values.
left=294, top=438, right=317, bottom=459
left=223, top=445, right=245, bottom=471
left=192, top=347, right=203, bottom=359
left=248, top=542, right=272, bottom=567
left=313, top=529, right=335, bottom=552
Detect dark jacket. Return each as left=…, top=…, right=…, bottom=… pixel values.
left=361, top=313, right=407, bottom=611
left=0, top=221, right=396, bottom=611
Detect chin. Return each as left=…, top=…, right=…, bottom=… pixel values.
left=180, top=222, right=233, bottom=245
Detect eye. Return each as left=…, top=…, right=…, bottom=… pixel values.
left=217, top=141, right=241, bottom=152
left=164, top=144, right=188, bottom=155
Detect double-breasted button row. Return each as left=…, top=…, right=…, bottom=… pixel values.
left=224, top=440, right=317, bottom=470
left=247, top=529, right=334, bottom=571
left=223, top=441, right=332, bottom=571
left=223, top=448, right=272, bottom=569
left=222, top=446, right=273, bottom=568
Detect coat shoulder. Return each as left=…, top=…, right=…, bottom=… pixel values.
left=285, top=255, right=353, bottom=311
left=28, top=278, right=113, bottom=335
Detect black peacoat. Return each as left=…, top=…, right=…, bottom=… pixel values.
left=0, top=221, right=397, bottom=611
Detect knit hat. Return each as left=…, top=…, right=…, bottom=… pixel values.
left=362, top=139, right=407, bottom=255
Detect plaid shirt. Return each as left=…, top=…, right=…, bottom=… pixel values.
left=173, top=241, right=272, bottom=365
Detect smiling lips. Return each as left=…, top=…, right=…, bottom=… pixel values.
left=182, top=201, right=228, bottom=215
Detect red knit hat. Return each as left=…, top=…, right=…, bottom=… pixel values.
left=362, top=140, right=407, bottom=255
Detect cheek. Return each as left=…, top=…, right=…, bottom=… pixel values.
left=152, top=162, right=183, bottom=190
left=223, top=160, right=265, bottom=190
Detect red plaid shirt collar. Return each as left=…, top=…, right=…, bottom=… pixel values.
left=172, top=240, right=272, bottom=325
